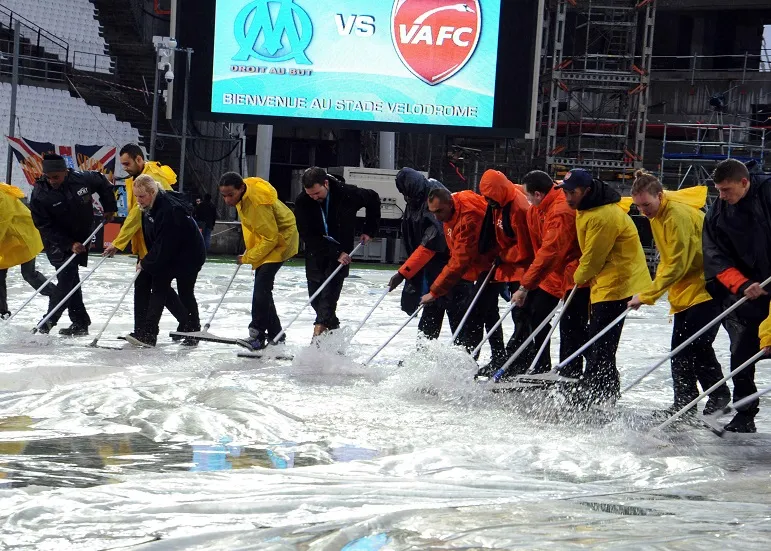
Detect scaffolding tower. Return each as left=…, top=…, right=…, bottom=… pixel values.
left=539, top=0, right=656, bottom=180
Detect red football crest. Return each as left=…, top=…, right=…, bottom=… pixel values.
left=391, top=0, right=482, bottom=86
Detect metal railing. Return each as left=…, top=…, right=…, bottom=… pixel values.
left=0, top=4, right=69, bottom=65
left=544, top=51, right=771, bottom=80
left=0, top=41, right=67, bottom=81
left=72, top=50, right=116, bottom=73
left=651, top=51, right=771, bottom=84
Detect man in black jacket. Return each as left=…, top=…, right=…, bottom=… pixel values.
left=703, top=159, right=771, bottom=433
left=29, top=154, right=117, bottom=335
left=194, top=194, right=217, bottom=252
left=127, top=175, right=206, bottom=347
left=294, top=167, right=381, bottom=338
left=387, top=168, right=471, bottom=341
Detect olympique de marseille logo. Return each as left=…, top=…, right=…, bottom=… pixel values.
left=232, top=0, right=313, bottom=65
left=391, top=0, right=482, bottom=85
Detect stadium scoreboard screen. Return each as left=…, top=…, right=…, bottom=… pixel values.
left=179, top=1, right=542, bottom=136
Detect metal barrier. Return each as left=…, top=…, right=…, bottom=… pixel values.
left=0, top=5, right=69, bottom=66
left=72, top=50, right=116, bottom=73
left=0, top=38, right=67, bottom=81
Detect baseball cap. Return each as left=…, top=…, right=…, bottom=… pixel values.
left=556, top=168, right=593, bottom=191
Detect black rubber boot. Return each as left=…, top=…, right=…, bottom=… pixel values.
left=59, top=323, right=89, bottom=337
left=723, top=408, right=758, bottom=434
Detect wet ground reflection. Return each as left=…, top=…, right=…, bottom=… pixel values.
left=0, top=417, right=381, bottom=489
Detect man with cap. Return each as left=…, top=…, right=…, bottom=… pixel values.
left=0, top=182, right=59, bottom=319
left=559, top=168, right=651, bottom=405
left=29, top=154, right=117, bottom=335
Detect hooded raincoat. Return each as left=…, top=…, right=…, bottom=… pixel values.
left=237, top=177, right=299, bottom=268
left=394, top=168, right=449, bottom=312
left=112, top=162, right=177, bottom=258
left=478, top=170, right=533, bottom=282
left=635, top=186, right=713, bottom=314
left=760, top=306, right=771, bottom=348
left=520, top=186, right=580, bottom=298
left=574, top=179, right=652, bottom=303
left=430, top=191, right=493, bottom=298
left=0, top=183, right=44, bottom=269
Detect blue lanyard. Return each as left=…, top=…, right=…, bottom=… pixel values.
left=320, top=193, right=330, bottom=235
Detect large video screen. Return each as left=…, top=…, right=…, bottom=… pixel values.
left=211, top=0, right=503, bottom=128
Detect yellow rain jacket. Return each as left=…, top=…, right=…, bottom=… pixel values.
left=0, top=183, right=44, bottom=269
left=111, top=162, right=177, bottom=258
left=760, top=305, right=771, bottom=349
left=574, top=182, right=652, bottom=303
left=636, top=186, right=712, bottom=314
left=238, top=177, right=299, bottom=268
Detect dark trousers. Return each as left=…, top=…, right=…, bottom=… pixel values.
left=670, top=299, right=729, bottom=409
left=582, top=298, right=629, bottom=401
left=251, top=261, right=284, bottom=339
left=502, top=287, right=561, bottom=376
left=202, top=228, right=212, bottom=252
left=722, top=298, right=770, bottom=414
left=308, top=273, right=345, bottom=329
left=140, top=271, right=200, bottom=338
left=47, top=257, right=90, bottom=327
left=418, top=280, right=474, bottom=342
left=559, top=287, right=591, bottom=379
left=134, top=269, right=186, bottom=333
left=0, top=258, right=57, bottom=314
left=456, top=275, right=503, bottom=354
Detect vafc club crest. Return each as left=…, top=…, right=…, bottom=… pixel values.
left=233, top=0, right=313, bottom=65
left=391, top=0, right=482, bottom=86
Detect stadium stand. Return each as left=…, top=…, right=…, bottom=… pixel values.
left=0, top=82, right=140, bottom=193
left=0, top=0, right=112, bottom=73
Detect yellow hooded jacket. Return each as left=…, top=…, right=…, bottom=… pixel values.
left=238, top=177, right=299, bottom=268
left=760, top=305, right=771, bottom=349
left=111, top=162, right=177, bottom=258
left=574, top=197, right=652, bottom=304
left=0, top=183, right=44, bottom=269
left=634, top=186, right=712, bottom=314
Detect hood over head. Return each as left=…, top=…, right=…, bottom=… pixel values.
left=479, top=170, right=518, bottom=207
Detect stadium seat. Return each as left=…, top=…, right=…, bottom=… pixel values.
left=0, top=82, right=141, bottom=195
left=2, top=0, right=112, bottom=73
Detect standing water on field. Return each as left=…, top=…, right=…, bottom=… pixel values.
left=0, top=256, right=769, bottom=550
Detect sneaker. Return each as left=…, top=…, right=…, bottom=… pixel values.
left=125, top=332, right=156, bottom=348
left=702, top=391, right=731, bottom=416
left=244, top=337, right=268, bottom=351
left=723, top=411, right=757, bottom=434
left=59, top=324, right=89, bottom=337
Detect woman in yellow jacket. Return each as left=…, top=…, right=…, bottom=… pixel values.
left=218, top=172, right=299, bottom=350
left=0, top=183, right=59, bottom=317
left=627, top=170, right=731, bottom=417
left=558, top=168, right=652, bottom=404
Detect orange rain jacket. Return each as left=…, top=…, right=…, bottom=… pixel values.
left=429, top=190, right=494, bottom=298
left=520, top=186, right=582, bottom=298
left=478, top=170, right=533, bottom=282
